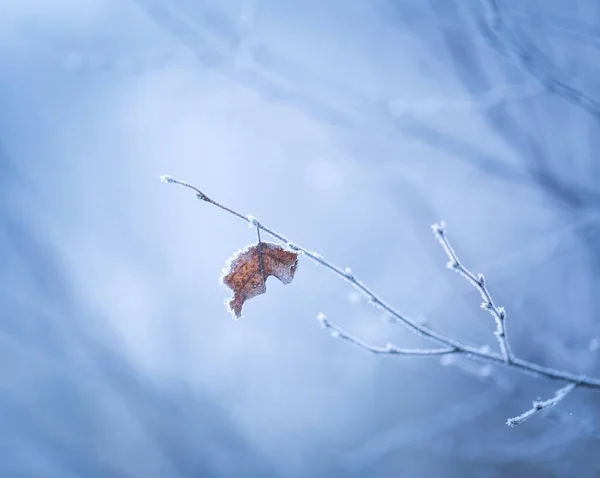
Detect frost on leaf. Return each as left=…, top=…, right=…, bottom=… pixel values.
left=220, top=242, right=299, bottom=319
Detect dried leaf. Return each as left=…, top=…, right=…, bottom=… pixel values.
left=220, top=242, right=299, bottom=318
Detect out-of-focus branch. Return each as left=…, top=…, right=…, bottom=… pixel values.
left=483, top=0, right=600, bottom=123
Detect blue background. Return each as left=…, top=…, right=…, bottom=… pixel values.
left=1, top=0, right=599, bottom=476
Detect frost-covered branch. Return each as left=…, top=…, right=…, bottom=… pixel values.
left=432, top=222, right=514, bottom=363
left=317, top=313, right=457, bottom=356
left=161, top=174, right=600, bottom=427
left=506, top=383, right=577, bottom=427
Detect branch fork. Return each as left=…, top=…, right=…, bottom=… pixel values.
left=162, top=174, right=600, bottom=426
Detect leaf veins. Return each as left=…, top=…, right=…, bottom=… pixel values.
left=220, top=242, right=300, bottom=319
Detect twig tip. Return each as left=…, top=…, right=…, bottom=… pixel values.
left=431, top=221, right=447, bottom=236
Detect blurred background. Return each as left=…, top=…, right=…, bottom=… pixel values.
left=1, top=0, right=599, bottom=476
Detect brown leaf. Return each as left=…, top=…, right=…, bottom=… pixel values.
left=220, top=242, right=300, bottom=319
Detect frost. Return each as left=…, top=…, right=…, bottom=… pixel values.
left=431, top=221, right=446, bottom=236
left=287, top=242, right=300, bottom=251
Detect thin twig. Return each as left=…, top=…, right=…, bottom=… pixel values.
left=432, top=222, right=514, bottom=363
left=317, top=313, right=457, bottom=356
left=160, top=175, right=600, bottom=404
left=161, top=174, right=464, bottom=349
left=506, top=383, right=577, bottom=427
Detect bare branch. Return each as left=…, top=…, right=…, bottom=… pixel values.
left=506, top=383, right=577, bottom=427
left=317, top=313, right=457, bottom=356
left=161, top=174, right=600, bottom=428
left=432, top=222, right=514, bottom=363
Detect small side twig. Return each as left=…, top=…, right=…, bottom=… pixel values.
left=317, top=314, right=457, bottom=356
left=506, top=383, right=576, bottom=427
left=432, top=222, right=514, bottom=363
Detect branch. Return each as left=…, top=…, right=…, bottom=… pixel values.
left=482, top=0, right=600, bottom=123
left=432, top=222, right=514, bottom=363
left=161, top=174, right=600, bottom=427
left=317, top=313, right=457, bottom=356
left=506, top=383, right=577, bottom=427
left=160, top=174, right=464, bottom=351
